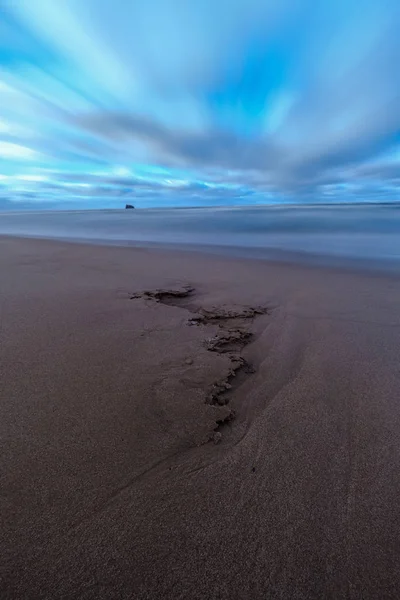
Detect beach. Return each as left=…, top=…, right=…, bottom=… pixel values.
left=2, top=235, right=400, bottom=599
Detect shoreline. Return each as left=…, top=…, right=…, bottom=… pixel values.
left=1, top=202, right=400, bottom=274
left=2, top=237, right=400, bottom=598
left=2, top=233, right=400, bottom=279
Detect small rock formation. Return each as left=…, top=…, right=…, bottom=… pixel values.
left=125, top=204, right=135, bottom=209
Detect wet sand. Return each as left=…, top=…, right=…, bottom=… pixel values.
left=2, top=236, right=400, bottom=599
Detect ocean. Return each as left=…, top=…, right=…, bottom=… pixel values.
left=2, top=204, right=400, bottom=270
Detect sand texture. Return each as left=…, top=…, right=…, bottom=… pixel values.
left=2, top=237, right=400, bottom=599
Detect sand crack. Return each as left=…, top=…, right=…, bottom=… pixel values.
left=131, top=285, right=269, bottom=441
left=188, top=305, right=268, bottom=324
left=130, top=284, right=194, bottom=306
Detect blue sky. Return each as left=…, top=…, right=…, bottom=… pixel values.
left=0, top=0, right=400, bottom=209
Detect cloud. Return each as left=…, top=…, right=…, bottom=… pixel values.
left=1, top=0, right=400, bottom=207
left=72, top=111, right=277, bottom=172
left=0, top=141, right=39, bottom=160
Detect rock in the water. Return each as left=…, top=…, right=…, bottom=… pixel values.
left=125, top=204, right=135, bottom=209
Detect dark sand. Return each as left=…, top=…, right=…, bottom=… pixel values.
left=2, top=237, right=400, bottom=599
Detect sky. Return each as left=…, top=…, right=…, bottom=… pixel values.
left=0, top=0, right=400, bottom=210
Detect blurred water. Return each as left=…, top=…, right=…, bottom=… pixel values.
left=1, top=204, right=400, bottom=269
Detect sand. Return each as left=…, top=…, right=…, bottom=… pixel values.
left=2, top=236, right=400, bottom=599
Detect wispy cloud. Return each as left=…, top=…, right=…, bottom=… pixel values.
left=1, top=0, right=400, bottom=208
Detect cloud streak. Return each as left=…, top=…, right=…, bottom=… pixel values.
left=0, top=0, right=400, bottom=208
